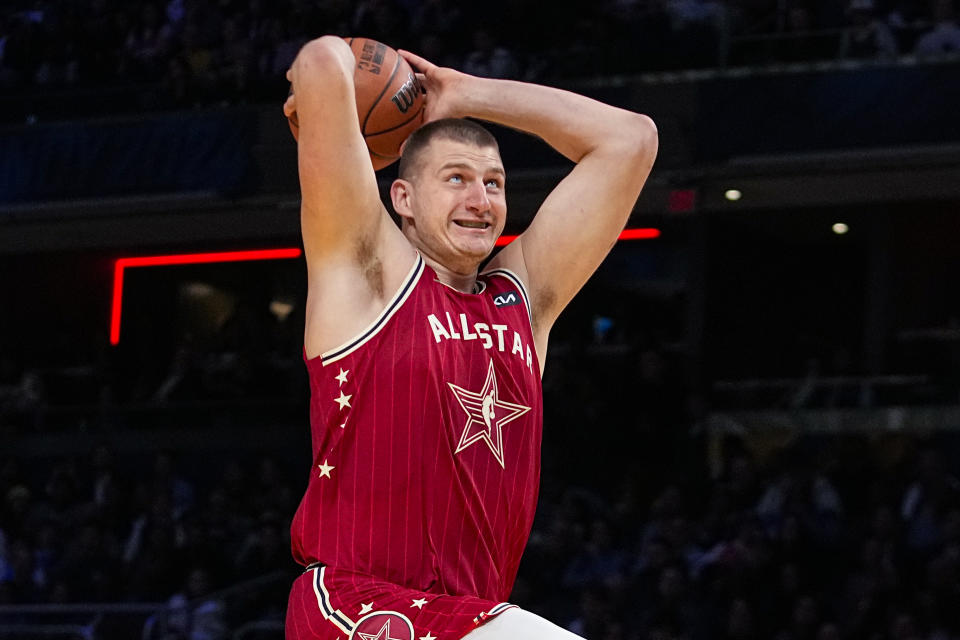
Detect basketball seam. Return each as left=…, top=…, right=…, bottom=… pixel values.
left=361, top=49, right=401, bottom=135
left=365, top=102, right=424, bottom=137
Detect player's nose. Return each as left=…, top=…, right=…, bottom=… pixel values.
left=464, top=180, right=491, bottom=213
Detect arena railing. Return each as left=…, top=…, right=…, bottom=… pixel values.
left=140, top=570, right=289, bottom=640
left=0, top=603, right=158, bottom=640
left=231, top=619, right=285, bottom=640
left=0, top=571, right=289, bottom=640
left=711, top=374, right=937, bottom=410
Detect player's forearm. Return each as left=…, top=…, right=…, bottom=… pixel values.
left=455, top=75, right=657, bottom=164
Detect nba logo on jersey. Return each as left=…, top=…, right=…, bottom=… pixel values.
left=493, top=291, right=521, bottom=308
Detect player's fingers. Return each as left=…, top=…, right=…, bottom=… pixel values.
left=398, top=50, right=436, bottom=74
left=414, top=72, right=427, bottom=92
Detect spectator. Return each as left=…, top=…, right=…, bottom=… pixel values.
left=164, top=566, right=227, bottom=640
left=124, top=2, right=173, bottom=80
left=165, top=0, right=186, bottom=30
left=887, top=0, right=932, bottom=50
left=261, top=16, right=305, bottom=78
left=410, top=0, right=463, bottom=43
left=642, top=562, right=705, bottom=639
left=914, top=0, right=960, bottom=57
left=0, top=528, right=9, bottom=584
left=665, top=0, right=725, bottom=67
left=234, top=511, right=287, bottom=579
left=59, top=524, right=121, bottom=601
left=179, top=19, right=217, bottom=100
left=725, top=597, right=759, bottom=640
left=902, top=448, right=960, bottom=556
left=563, top=518, right=629, bottom=590
left=350, top=0, right=410, bottom=48
left=566, top=588, right=611, bottom=639
left=123, top=488, right=183, bottom=599
left=814, top=622, right=841, bottom=640
left=775, top=5, right=837, bottom=63
left=216, top=17, right=253, bottom=101
left=462, top=27, right=520, bottom=79
left=3, top=485, right=34, bottom=542
left=838, top=0, right=899, bottom=59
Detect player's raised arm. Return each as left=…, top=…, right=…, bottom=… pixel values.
left=289, top=37, right=419, bottom=360
left=286, top=36, right=387, bottom=260
left=401, top=51, right=658, bottom=340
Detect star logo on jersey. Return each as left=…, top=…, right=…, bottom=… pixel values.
left=317, top=460, right=334, bottom=478
left=335, top=391, right=352, bottom=410
left=352, top=612, right=414, bottom=640
left=357, top=619, right=402, bottom=640
left=448, top=360, right=530, bottom=469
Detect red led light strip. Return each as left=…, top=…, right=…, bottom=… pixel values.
left=110, top=248, right=303, bottom=345
left=109, top=228, right=659, bottom=345
left=494, top=227, right=659, bottom=246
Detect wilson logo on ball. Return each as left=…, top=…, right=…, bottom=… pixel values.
left=391, top=73, right=422, bottom=114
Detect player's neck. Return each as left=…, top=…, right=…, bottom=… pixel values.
left=421, top=253, right=479, bottom=294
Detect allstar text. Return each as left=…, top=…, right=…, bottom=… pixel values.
left=427, top=312, right=534, bottom=374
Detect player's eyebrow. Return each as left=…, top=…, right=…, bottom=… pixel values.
left=438, top=161, right=505, bottom=177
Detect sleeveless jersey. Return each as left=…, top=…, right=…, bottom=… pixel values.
left=290, top=254, right=543, bottom=604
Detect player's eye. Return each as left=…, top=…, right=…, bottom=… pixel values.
left=485, top=179, right=501, bottom=189
left=447, top=174, right=463, bottom=184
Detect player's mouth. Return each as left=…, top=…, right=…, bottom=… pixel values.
left=453, top=220, right=491, bottom=230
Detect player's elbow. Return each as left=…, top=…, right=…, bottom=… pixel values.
left=295, top=36, right=354, bottom=84
left=618, top=114, right=659, bottom=165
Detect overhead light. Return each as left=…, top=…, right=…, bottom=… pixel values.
left=832, top=223, right=849, bottom=235
left=724, top=189, right=742, bottom=201
left=269, top=300, right=295, bottom=321
left=184, top=282, right=217, bottom=298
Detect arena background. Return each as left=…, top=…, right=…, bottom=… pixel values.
left=2, top=1, right=960, bottom=639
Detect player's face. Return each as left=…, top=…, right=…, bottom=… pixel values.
left=400, top=139, right=507, bottom=270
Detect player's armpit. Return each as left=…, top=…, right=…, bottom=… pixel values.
left=291, top=37, right=388, bottom=262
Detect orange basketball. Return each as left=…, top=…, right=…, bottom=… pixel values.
left=286, top=38, right=425, bottom=170
left=347, top=37, right=425, bottom=170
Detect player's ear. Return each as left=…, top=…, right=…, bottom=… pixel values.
left=390, top=178, right=414, bottom=221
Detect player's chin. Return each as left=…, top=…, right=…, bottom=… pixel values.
left=450, top=228, right=495, bottom=251
left=451, top=237, right=495, bottom=261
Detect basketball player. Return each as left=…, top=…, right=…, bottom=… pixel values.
left=282, top=36, right=657, bottom=640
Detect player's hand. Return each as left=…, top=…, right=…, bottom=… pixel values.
left=397, top=50, right=468, bottom=124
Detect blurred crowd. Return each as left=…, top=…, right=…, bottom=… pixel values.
left=3, top=426, right=960, bottom=640
left=519, top=435, right=960, bottom=640
left=0, top=0, right=958, bottom=114
left=4, top=315, right=960, bottom=640
left=0, top=449, right=296, bottom=606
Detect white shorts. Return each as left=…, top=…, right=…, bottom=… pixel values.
left=464, top=608, right=586, bottom=640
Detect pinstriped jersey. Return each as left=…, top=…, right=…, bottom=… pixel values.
left=290, top=253, right=543, bottom=603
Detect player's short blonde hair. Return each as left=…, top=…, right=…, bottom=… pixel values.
left=398, top=118, right=500, bottom=181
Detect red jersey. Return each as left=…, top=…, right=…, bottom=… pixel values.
left=291, top=253, right=543, bottom=603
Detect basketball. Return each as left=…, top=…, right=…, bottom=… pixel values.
left=287, top=38, right=425, bottom=170
left=347, top=37, right=425, bottom=170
